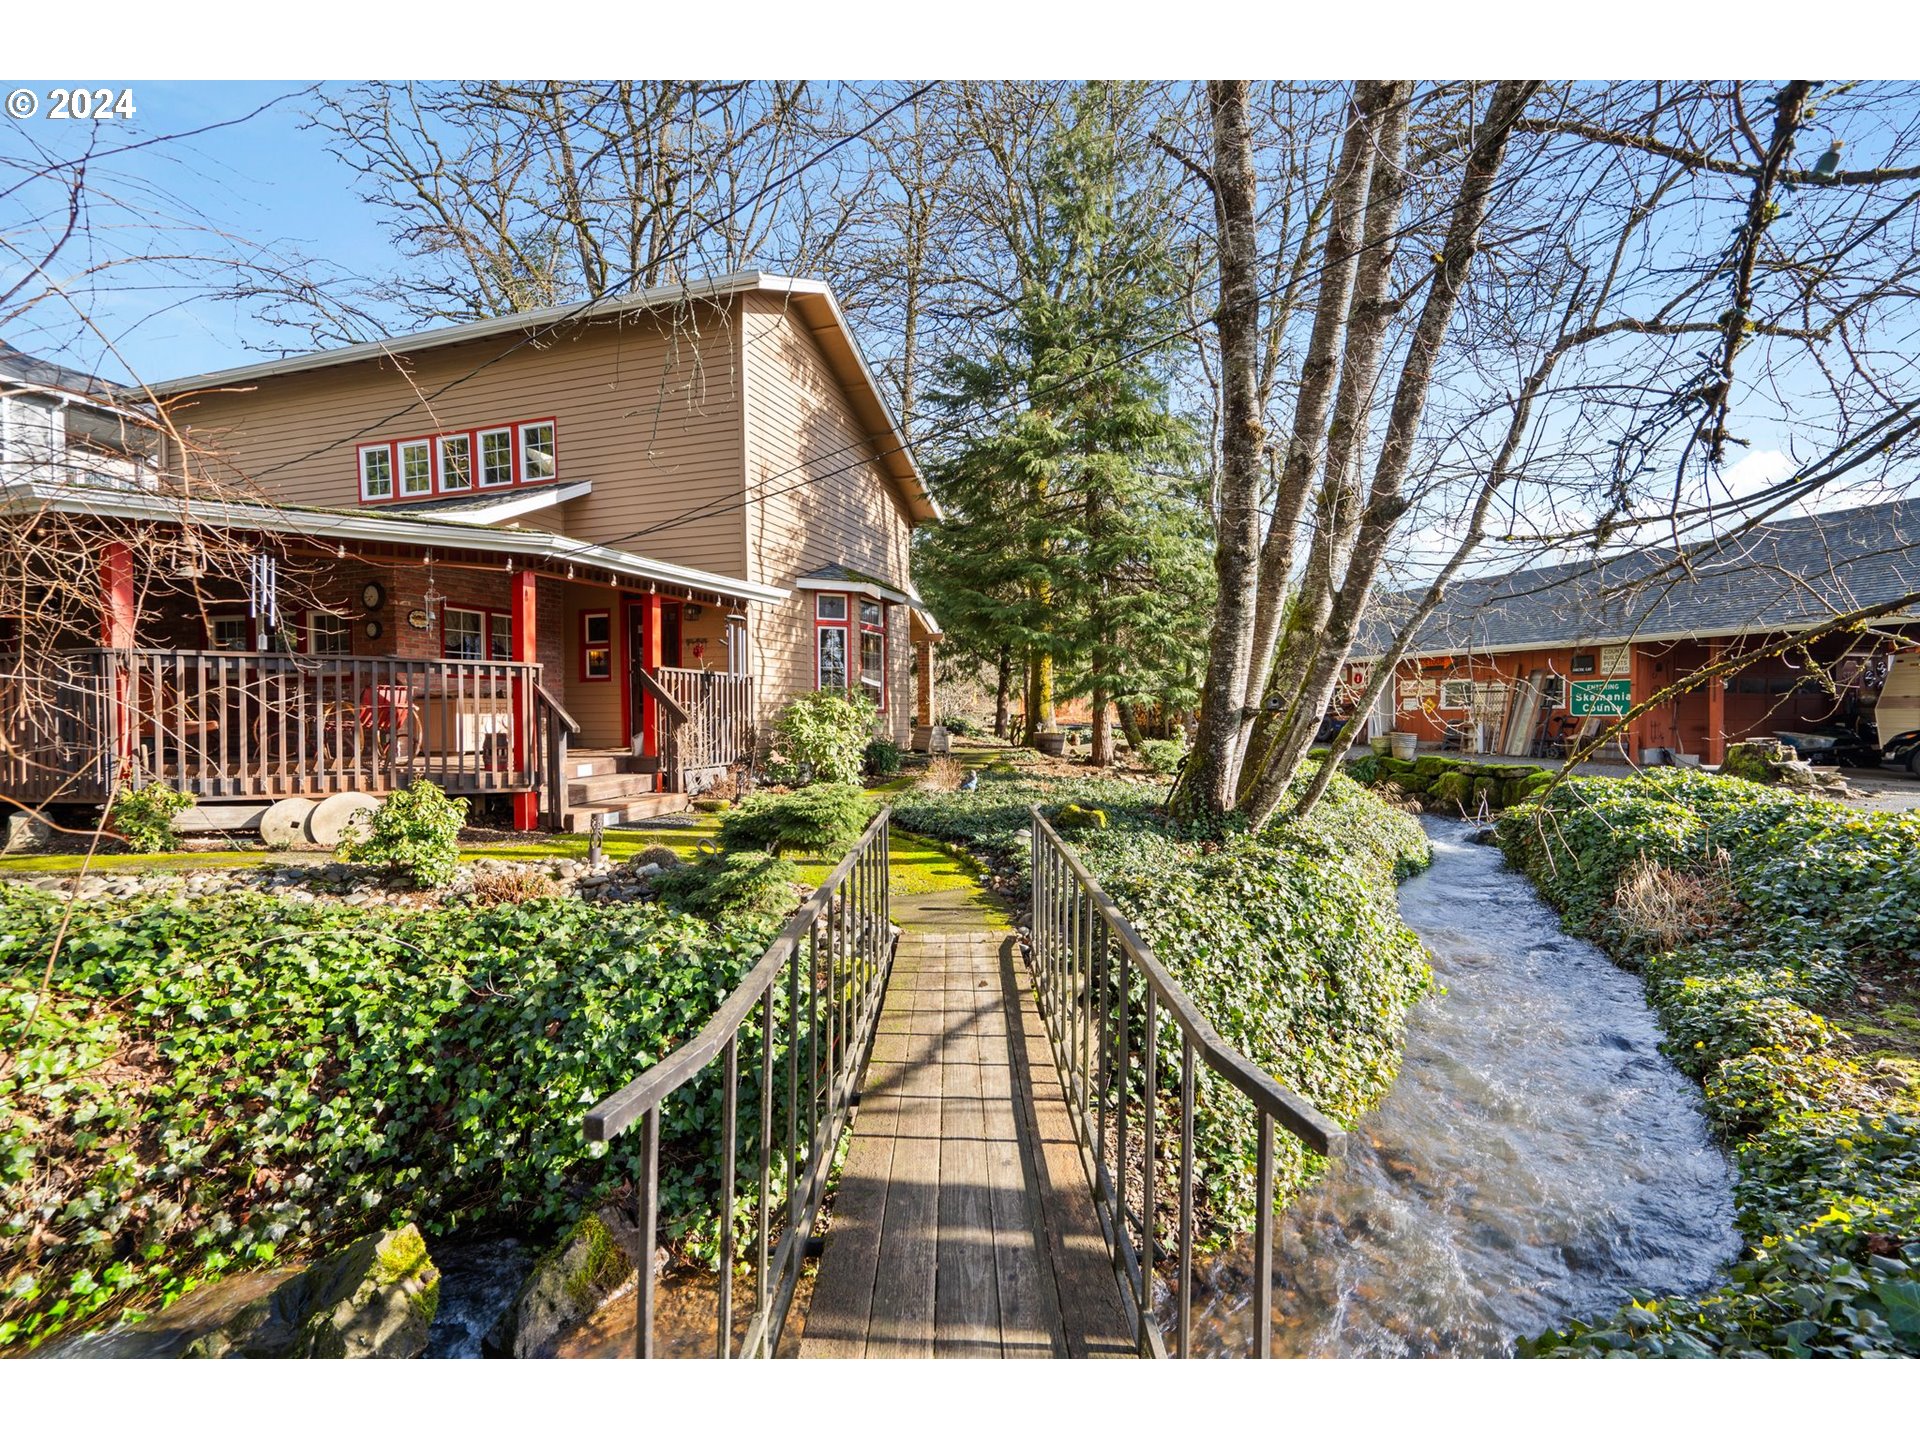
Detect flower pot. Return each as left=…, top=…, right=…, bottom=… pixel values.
left=1368, top=735, right=1392, bottom=756
left=1034, top=732, right=1067, bottom=757
left=1388, top=731, right=1419, bottom=761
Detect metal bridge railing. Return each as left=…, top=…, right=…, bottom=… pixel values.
left=1026, top=805, right=1346, bottom=1358
left=582, top=806, right=894, bottom=1358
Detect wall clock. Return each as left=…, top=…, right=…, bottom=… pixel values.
left=362, top=581, right=386, bottom=611
left=363, top=619, right=383, bottom=641
left=407, top=608, right=431, bottom=631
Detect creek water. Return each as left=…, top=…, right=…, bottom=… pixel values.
left=1184, top=816, right=1741, bottom=1357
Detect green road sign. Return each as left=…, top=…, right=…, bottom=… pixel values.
left=1570, top=679, right=1631, bottom=716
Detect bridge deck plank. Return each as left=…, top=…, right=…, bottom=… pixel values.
left=798, top=931, right=1132, bottom=1360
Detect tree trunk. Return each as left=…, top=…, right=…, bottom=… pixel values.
left=1116, top=697, right=1145, bottom=751
left=1240, top=82, right=1387, bottom=749
left=993, top=643, right=1012, bottom=738
left=1175, top=80, right=1265, bottom=821
left=1243, top=80, right=1541, bottom=828
left=1090, top=688, right=1113, bottom=767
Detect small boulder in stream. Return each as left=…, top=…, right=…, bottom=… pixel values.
left=187, top=1224, right=441, bottom=1358
left=488, top=1202, right=656, bottom=1358
left=52, top=1225, right=440, bottom=1358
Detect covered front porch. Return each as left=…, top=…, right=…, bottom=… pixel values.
left=0, top=483, right=782, bottom=831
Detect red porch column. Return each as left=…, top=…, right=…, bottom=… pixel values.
left=100, top=542, right=136, bottom=648
left=100, top=541, right=136, bottom=786
left=1705, top=639, right=1727, bottom=766
left=511, top=569, right=539, bottom=831
left=639, top=593, right=664, bottom=758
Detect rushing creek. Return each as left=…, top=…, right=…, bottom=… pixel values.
left=1186, top=816, right=1741, bottom=1357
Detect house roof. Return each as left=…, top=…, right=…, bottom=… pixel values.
left=796, top=563, right=944, bottom=636
left=0, top=340, right=122, bottom=400
left=1368, top=497, right=1920, bottom=659
left=127, top=271, right=942, bottom=525
left=1, top=475, right=787, bottom=608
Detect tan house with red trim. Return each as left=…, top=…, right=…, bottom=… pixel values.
left=0, top=273, right=944, bottom=831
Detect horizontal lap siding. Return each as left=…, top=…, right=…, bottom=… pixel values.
left=162, top=303, right=748, bottom=579
left=742, top=296, right=915, bottom=748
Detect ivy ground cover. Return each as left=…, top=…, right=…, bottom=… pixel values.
left=0, top=889, right=777, bottom=1351
left=1499, top=770, right=1920, bottom=1356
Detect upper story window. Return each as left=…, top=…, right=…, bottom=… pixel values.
left=359, top=444, right=393, bottom=501
left=438, top=433, right=472, bottom=491
left=356, top=417, right=556, bottom=504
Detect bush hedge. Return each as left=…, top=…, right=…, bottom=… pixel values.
left=0, top=889, right=784, bottom=1351
left=1499, top=771, right=1920, bottom=1356
left=894, top=769, right=1432, bottom=1240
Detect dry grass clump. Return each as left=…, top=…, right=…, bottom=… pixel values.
left=633, top=844, right=682, bottom=870
left=1611, top=850, right=1737, bottom=951
left=468, top=867, right=565, bottom=905
left=919, top=755, right=965, bottom=791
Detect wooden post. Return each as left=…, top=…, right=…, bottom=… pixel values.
left=511, top=569, right=539, bottom=830
left=101, top=541, right=136, bottom=788
left=639, top=592, right=664, bottom=760
left=1705, top=639, right=1727, bottom=766
left=915, top=638, right=934, bottom=728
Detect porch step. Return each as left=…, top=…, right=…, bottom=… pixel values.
left=563, top=793, right=690, bottom=831
left=566, top=771, right=660, bottom=806
left=567, top=749, right=660, bottom=779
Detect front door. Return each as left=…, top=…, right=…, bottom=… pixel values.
left=626, top=600, right=682, bottom=751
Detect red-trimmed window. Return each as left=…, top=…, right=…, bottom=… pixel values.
left=812, top=592, right=887, bottom=711
left=858, top=600, right=887, bottom=712
left=814, top=593, right=849, bottom=691
left=354, top=416, right=556, bottom=505
left=580, top=610, right=612, bottom=681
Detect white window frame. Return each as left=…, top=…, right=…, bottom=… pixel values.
left=815, top=593, right=848, bottom=622
left=397, top=438, right=434, bottom=497
left=519, top=421, right=556, bottom=484
left=478, top=427, right=515, bottom=488
left=307, top=611, right=352, bottom=656
left=817, top=622, right=849, bottom=691
left=438, top=433, right=473, bottom=492
left=442, top=606, right=486, bottom=661
left=358, top=443, right=394, bottom=501
left=1440, top=678, right=1476, bottom=710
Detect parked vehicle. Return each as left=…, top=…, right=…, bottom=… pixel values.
left=1775, top=723, right=1884, bottom=769
left=1874, top=653, right=1920, bottom=774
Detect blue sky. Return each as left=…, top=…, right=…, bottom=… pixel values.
left=2, top=81, right=396, bottom=381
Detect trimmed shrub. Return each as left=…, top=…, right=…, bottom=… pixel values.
left=766, top=689, right=878, bottom=787
left=337, top=780, right=466, bottom=888
left=1136, top=739, right=1186, bottom=775
left=651, top=848, right=800, bottom=925
left=107, top=783, right=193, bottom=854
left=863, top=738, right=904, bottom=779
left=717, top=784, right=874, bottom=859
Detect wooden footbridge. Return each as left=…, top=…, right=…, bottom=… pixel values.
left=582, top=807, right=1344, bottom=1360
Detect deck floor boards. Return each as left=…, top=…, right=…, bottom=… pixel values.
left=798, top=932, right=1134, bottom=1359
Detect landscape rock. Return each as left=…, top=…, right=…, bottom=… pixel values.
left=1723, top=739, right=1851, bottom=795
left=4, top=813, right=51, bottom=854
left=185, top=1224, right=440, bottom=1358
left=487, top=1203, right=652, bottom=1359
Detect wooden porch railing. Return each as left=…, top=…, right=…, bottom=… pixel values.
left=0, top=648, right=544, bottom=805
left=654, top=666, right=754, bottom=791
